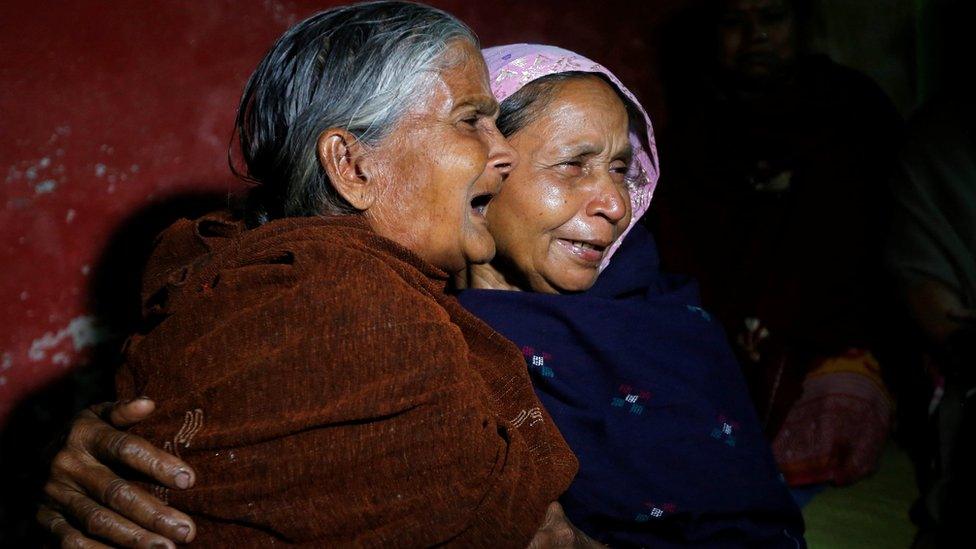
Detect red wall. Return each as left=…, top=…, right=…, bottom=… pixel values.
left=0, top=0, right=683, bottom=426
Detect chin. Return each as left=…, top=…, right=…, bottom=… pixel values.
left=464, top=238, right=496, bottom=266
left=550, top=270, right=599, bottom=294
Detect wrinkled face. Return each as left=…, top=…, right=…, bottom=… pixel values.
left=485, top=77, right=633, bottom=293
left=365, top=40, right=516, bottom=273
left=718, top=0, right=796, bottom=82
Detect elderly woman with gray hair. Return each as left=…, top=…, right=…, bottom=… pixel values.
left=36, top=2, right=584, bottom=546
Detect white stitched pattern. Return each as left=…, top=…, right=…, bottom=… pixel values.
left=175, top=408, right=204, bottom=449
left=510, top=406, right=544, bottom=428
left=166, top=409, right=204, bottom=458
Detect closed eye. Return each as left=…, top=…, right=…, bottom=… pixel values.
left=550, top=160, right=585, bottom=178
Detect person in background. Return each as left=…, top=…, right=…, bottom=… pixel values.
left=652, top=0, right=904, bottom=488
left=888, top=92, right=975, bottom=549
left=886, top=2, right=976, bottom=545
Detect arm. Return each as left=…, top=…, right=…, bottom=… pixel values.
left=38, top=399, right=197, bottom=548
left=145, top=323, right=566, bottom=544
left=41, top=407, right=598, bottom=549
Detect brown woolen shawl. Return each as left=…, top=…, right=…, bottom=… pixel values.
left=117, top=212, right=577, bottom=546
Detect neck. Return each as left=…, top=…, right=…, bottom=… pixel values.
left=459, top=263, right=524, bottom=291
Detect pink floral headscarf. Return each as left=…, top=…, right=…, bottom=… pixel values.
left=482, top=43, right=660, bottom=271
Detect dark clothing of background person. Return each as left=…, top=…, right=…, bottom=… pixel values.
left=650, top=54, right=903, bottom=484
left=886, top=94, right=976, bottom=546
left=116, top=212, right=578, bottom=546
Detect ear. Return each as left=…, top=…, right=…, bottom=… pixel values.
left=317, top=129, right=374, bottom=211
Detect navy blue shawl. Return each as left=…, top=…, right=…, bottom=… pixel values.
left=458, top=224, right=805, bottom=548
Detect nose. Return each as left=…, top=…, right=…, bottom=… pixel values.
left=485, top=125, right=518, bottom=179
left=585, top=174, right=628, bottom=224
left=746, top=14, right=769, bottom=43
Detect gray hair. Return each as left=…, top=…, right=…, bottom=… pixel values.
left=234, top=1, right=479, bottom=223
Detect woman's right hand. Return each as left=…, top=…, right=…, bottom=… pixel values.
left=37, top=398, right=197, bottom=548
left=526, top=502, right=605, bottom=548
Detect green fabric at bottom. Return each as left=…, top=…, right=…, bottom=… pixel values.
left=803, top=442, right=919, bottom=548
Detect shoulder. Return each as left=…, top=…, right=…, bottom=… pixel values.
left=243, top=218, right=452, bottom=326
left=140, top=213, right=454, bottom=337
left=124, top=215, right=464, bottom=405
left=803, top=55, right=901, bottom=121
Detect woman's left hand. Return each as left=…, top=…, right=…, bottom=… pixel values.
left=526, top=502, right=605, bottom=548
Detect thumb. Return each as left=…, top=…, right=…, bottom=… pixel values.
left=102, top=397, right=157, bottom=427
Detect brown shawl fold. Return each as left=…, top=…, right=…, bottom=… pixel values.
left=117, top=212, right=577, bottom=547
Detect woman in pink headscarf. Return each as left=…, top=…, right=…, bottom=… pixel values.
left=458, top=44, right=803, bottom=547
left=40, top=44, right=804, bottom=547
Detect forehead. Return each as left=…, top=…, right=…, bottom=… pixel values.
left=433, top=40, right=493, bottom=105
left=534, top=77, right=629, bottom=136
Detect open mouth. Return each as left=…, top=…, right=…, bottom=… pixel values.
left=470, top=192, right=494, bottom=217
left=555, top=238, right=608, bottom=264
left=565, top=240, right=606, bottom=253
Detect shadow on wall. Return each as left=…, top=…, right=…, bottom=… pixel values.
left=0, top=190, right=231, bottom=545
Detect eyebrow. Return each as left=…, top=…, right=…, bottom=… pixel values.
left=455, top=95, right=499, bottom=116
left=557, top=142, right=633, bottom=161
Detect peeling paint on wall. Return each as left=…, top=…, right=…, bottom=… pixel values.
left=34, top=179, right=57, bottom=194
left=27, top=315, right=108, bottom=364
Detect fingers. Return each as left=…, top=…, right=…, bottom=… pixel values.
left=526, top=502, right=576, bottom=549
left=45, top=422, right=196, bottom=542
left=40, top=401, right=197, bottom=546
left=66, top=406, right=196, bottom=490
left=106, top=398, right=157, bottom=428
left=44, top=480, right=179, bottom=549
left=91, top=427, right=195, bottom=490
left=38, top=505, right=114, bottom=549
left=69, top=457, right=196, bottom=543
left=541, top=502, right=566, bottom=525
left=526, top=502, right=605, bottom=549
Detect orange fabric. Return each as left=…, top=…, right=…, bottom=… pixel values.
left=116, top=212, right=577, bottom=547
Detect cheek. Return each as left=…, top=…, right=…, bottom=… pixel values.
left=496, top=176, right=570, bottom=245
left=451, top=134, right=489, bottom=176
left=485, top=188, right=530, bottom=252
left=537, top=181, right=587, bottom=236
left=771, top=23, right=795, bottom=54
left=720, top=30, right=742, bottom=62
left=441, top=141, right=488, bottom=210
left=451, top=148, right=485, bottom=184
left=620, top=192, right=634, bottom=231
